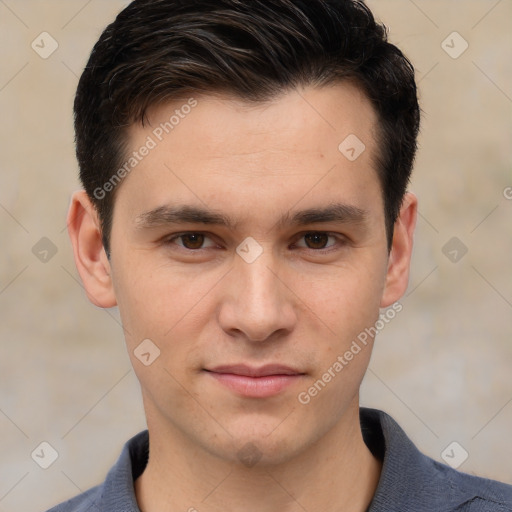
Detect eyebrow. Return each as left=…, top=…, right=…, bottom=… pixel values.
left=134, top=202, right=368, bottom=231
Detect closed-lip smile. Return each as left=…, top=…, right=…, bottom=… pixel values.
left=204, top=364, right=305, bottom=398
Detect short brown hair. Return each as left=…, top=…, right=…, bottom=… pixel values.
left=74, top=0, right=420, bottom=256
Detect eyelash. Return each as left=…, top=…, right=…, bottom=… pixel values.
left=162, top=231, right=346, bottom=254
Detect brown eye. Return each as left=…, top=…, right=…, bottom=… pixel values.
left=303, top=232, right=330, bottom=249
left=164, top=232, right=218, bottom=252
left=180, top=233, right=205, bottom=249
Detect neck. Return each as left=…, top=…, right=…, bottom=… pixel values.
left=135, top=401, right=381, bottom=512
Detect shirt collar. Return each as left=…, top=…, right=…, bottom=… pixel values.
left=92, top=407, right=507, bottom=511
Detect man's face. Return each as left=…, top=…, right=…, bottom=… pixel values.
left=105, top=83, right=404, bottom=464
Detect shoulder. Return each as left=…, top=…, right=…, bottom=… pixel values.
left=43, top=486, right=100, bottom=512
left=42, top=430, right=149, bottom=512
left=361, top=408, right=512, bottom=511
left=428, top=458, right=512, bottom=511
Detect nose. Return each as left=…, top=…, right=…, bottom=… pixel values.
left=217, top=249, right=298, bottom=343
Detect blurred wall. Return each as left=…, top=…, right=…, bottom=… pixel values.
left=0, top=1, right=511, bottom=510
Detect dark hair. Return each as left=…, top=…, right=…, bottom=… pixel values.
left=74, top=0, right=420, bottom=256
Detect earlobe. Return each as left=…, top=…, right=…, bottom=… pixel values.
left=380, top=192, right=418, bottom=308
left=67, top=190, right=117, bottom=308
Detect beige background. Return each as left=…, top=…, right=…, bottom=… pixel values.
left=0, top=1, right=511, bottom=510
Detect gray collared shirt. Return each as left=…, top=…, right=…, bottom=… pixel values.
left=45, top=408, right=512, bottom=511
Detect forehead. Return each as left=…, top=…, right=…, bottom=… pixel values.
left=116, top=83, right=382, bottom=230
left=138, top=83, right=378, bottom=164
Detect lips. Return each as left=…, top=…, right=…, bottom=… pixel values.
left=204, top=364, right=305, bottom=398
left=207, top=364, right=303, bottom=377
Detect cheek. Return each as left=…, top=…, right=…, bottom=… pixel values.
left=292, top=258, right=386, bottom=338
left=111, top=255, right=222, bottom=354
left=293, top=266, right=383, bottom=421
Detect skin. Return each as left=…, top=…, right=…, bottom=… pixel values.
left=67, top=82, right=417, bottom=512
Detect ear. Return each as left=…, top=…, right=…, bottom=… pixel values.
left=380, top=192, right=417, bottom=308
left=67, top=190, right=117, bottom=308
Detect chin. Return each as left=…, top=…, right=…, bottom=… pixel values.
left=206, top=418, right=312, bottom=468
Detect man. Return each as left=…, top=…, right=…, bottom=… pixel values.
left=47, top=0, right=512, bottom=510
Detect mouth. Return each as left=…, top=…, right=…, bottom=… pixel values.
left=204, top=364, right=306, bottom=398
